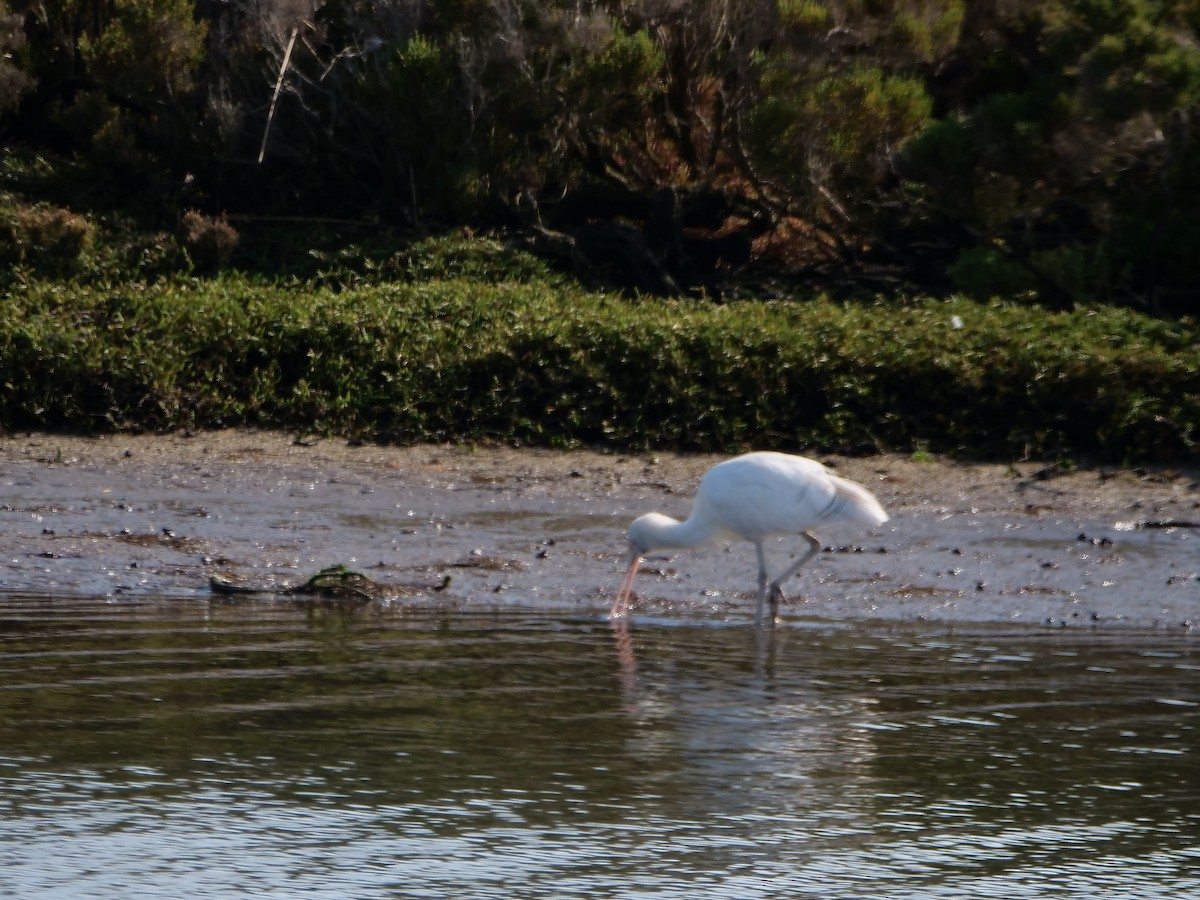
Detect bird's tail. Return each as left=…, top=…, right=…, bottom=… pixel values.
left=828, top=475, right=888, bottom=527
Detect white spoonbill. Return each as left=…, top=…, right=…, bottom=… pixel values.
left=611, top=452, right=888, bottom=623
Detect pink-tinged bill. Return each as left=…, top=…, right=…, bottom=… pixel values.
left=611, top=553, right=642, bottom=618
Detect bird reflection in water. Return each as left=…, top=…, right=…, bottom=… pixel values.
left=609, top=611, right=786, bottom=719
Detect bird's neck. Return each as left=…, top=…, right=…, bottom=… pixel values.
left=639, top=511, right=727, bottom=551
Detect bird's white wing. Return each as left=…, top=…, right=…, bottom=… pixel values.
left=696, top=453, right=838, bottom=539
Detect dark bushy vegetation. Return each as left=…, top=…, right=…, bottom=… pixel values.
left=1, top=2, right=1198, bottom=462
left=3, top=0, right=1200, bottom=308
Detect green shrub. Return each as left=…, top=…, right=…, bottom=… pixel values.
left=747, top=65, right=932, bottom=221
left=899, top=1, right=1200, bottom=309
left=0, top=1, right=33, bottom=112
left=946, top=247, right=1035, bottom=299
left=0, top=269, right=1194, bottom=462
left=180, top=210, right=238, bottom=274
left=28, top=0, right=206, bottom=179
left=0, top=202, right=94, bottom=273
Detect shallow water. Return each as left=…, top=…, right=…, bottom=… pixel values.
left=1, top=597, right=1197, bottom=898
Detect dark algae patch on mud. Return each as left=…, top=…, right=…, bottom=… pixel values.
left=209, top=563, right=451, bottom=604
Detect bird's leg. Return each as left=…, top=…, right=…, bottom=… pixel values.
left=754, top=541, right=770, bottom=626
left=768, top=582, right=784, bottom=621
left=767, top=532, right=823, bottom=618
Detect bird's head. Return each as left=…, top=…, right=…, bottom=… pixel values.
left=613, top=512, right=682, bottom=619
left=627, top=512, right=676, bottom=557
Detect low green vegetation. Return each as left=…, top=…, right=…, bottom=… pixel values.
left=1, top=223, right=1195, bottom=462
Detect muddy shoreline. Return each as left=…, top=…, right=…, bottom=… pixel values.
left=2, top=430, right=1198, bottom=628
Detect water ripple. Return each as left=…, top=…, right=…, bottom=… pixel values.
left=0, top=600, right=1197, bottom=898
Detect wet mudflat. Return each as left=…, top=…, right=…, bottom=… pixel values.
left=0, top=430, right=1197, bottom=625
left=1, top=431, right=1199, bottom=897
